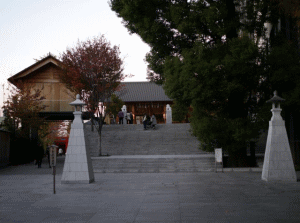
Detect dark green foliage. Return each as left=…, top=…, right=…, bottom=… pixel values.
left=110, top=0, right=274, bottom=81
left=265, top=36, right=300, bottom=112
left=171, top=100, right=189, bottom=122
left=164, top=37, right=264, bottom=153
left=110, top=0, right=300, bottom=165
left=105, top=94, right=124, bottom=119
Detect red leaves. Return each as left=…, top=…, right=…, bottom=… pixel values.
left=2, top=82, right=47, bottom=138
left=59, top=35, right=126, bottom=113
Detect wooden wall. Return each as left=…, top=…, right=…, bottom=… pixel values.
left=125, top=101, right=172, bottom=124
left=21, top=64, right=75, bottom=112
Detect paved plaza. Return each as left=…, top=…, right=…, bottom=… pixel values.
left=0, top=155, right=300, bottom=223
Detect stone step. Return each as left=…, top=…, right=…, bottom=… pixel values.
left=84, top=123, right=209, bottom=156
left=91, top=155, right=217, bottom=173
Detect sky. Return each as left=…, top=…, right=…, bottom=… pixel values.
left=0, top=0, right=151, bottom=115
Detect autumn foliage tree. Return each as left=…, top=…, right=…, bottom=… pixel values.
left=2, top=83, right=46, bottom=138
left=59, top=35, right=127, bottom=156
left=2, top=82, right=47, bottom=164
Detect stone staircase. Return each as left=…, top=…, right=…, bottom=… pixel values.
left=84, top=123, right=216, bottom=173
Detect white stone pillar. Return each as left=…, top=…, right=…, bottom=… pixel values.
left=122, top=105, right=127, bottom=125
left=166, top=104, right=172, bottom=124
left=262, top=91, right=297, bottom=182
left=61, top=95, right=94, bottom=184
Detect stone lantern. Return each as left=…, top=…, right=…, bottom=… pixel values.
left=166, top=104, right=172, bottom=124
left=262, top=91, right=297, bottom=182
left=61, top=94, right=94, bottom=184
left=70, top=94, right=85, bottom=112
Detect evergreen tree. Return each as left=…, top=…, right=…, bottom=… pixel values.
left=110, top=0, right=300, bottom=166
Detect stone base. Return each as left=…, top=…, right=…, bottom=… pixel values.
left=61, top=179, right=94, bottom=184
left=61, top=112, right=95, bottom=184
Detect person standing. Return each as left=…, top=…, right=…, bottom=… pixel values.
left=130, top=112, right=133, bottom=124
left=127, top=112, right=131, bottom=124
left=36, top=143, right=44, bottom=168
left=58, top=148, right=63, bottom=156
left=143, top=114, right=148, bottom=130
left=118, top=109, right=124, bottom=124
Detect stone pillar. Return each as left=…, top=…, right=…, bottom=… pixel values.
left=166, top=104, right=172, bottom=124
left=262, top=91, right=297, bottom=182
left=61, top=94, right=94, bottom=184
left=122, top=105, right=127, bottom=125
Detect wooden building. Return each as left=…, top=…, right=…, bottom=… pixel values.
left=117, top=82, right=173, bottom=124
left=8, top=54, right=75, bottom=120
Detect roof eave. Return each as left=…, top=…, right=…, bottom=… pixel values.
left=7, top=55, right=62, bottom=86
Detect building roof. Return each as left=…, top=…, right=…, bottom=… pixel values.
left=7, top=54, right=61, bottom=86
left=117, top=82, right=172, bottom=102
left=7, top=54, right=172, bottom=103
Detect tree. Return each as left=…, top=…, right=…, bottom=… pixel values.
left=2, top=82, right=46, bottom=138
left=111, top=0, right=270, bottom=81
left=171, top=100, right=190, bottom=123
left=105, top=94, right=124, bottom=123
left=59, top=35, right=127, bottom=156
left=2, top=82, right=47, bottom=164
left=39, top=121, right=70, bottom=146
left=111, top=0, right=300, bottom=166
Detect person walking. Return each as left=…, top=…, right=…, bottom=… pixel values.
left=36, top=143, right=44, bottom=168
left=118, top=109, right=124, bottom=124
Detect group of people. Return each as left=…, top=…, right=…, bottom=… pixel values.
left=143, top=114, right=157, bottom=130
left=117, top=110, right=157, bottom=129
left=118, top=110, right=133, bottom=124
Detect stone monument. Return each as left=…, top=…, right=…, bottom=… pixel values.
left=166, top=104, right=172, bottom=124
left=61, top=94, right=95, bottom=184
left=122, top=105, right=127, bottom=125
left=262, top=91, right=297, bottom=182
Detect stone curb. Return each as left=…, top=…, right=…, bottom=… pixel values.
left=91, top=154, right=215, bottom=159
left=218, top=167, right=262, bottom=172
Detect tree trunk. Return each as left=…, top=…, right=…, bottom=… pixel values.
left=250, top=141, right=257, bottom=167
left=97, top=112, right=103, bottom=156
left=225, top=0, right=238, bottom=40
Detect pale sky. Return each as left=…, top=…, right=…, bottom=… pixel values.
left=0, top=0, right=151, bottom=115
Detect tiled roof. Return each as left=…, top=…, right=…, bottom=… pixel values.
left=117, top=82, right=172, bottom=102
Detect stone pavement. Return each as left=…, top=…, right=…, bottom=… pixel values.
left=1, top=155, right=300, bottom=223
